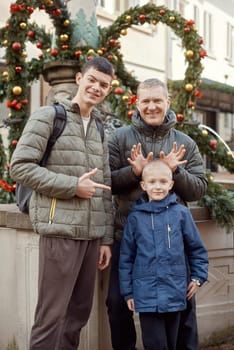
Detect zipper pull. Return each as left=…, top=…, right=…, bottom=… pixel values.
left=49, top=197, right=57, bottom=224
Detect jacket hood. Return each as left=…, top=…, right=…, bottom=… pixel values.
left=132, top=108, right=176, bottom=137
left=132, top=192, right=178, bottom=214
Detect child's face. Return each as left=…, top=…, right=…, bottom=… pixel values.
left=140, top=167, right=174, bottom=201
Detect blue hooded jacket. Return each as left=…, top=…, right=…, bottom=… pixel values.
left=119, top=192, right=208, bottom=313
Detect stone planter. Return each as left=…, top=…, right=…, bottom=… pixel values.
left=42, top=60, right=81, bottom=104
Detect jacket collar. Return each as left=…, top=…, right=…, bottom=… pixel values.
left=132, top=109, right=176, bottom=138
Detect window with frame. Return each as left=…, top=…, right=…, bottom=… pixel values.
left=203, top=11, right=213, bottom=53
left=193, top=5, right=200, bottom=31
left=96, top=0, right=105, bottom=8
left=226, top=22, right=234, bottom=64
left=115, top=0, right=153, bottom=13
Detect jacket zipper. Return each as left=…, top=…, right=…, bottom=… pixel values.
left=49, top=197, right=57, bottom=224
left=167, top=224, right=171, bottom=248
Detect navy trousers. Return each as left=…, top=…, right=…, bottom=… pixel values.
left=139, top=311, right=181, bottom=350
left=106, top=240, right=199, bottom=350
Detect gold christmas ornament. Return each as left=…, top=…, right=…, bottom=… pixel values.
left=21, top=51, right=27, bottom=58
left=152, top=20, right=158, bottom=25
left=111, top=79, right=120, bottom=87
left=201, top=129, right=208, bottom=136
left=125, top=15, right=132, bottom=22
left=120, top=29, right=127, bottom=36
left=63, top=20, right=70, bottom=27
left=3, top=40, right=8, bottom=46
left=122, top=95, right=129, bottom=102
left=12, top=86, right=22, bottom=96
left=60, top=34, right=69, bottom=42
left=185, top=83, right=193, bottom=92
left=169, top=16, right=175, bottom=22
left=2, top=71, right=9, bottom=78
left=87, top=49, right=95, bottom=55
left=19, top=22, right=27, bottom=29
left=97, top=49, right=103, bottom=55
left=186, top=50, right=194, bottom=58
left=44, top=0, right=54, bottom=6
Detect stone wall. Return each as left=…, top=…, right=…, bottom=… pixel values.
left=0, top=204, right=233, bottom=350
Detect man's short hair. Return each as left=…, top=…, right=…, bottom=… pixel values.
left=137, top=78, right=168, bottom=98
left=81, top=57, right=115, bottom=78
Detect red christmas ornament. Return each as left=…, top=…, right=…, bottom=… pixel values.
left=128, top=95, right=137, bottom=106
left=109, top=39, right=116, bottom=46
left=199, top=37, right=204, bottom=44
left=52, top=8, right=62, bottom=16
left=209, top=139, right=217, bottom=150
left=194, top=90, right=203, bottom=99
left=184, top=27, right=191, bottom=33
left=176, top=114, right=184, bottom=122
left=159, top=9, right=166, bottom=15
left=22, top=99, right=29, bottom=105
left=127, top=110, right=134, bottom=119
left=188, top=101, right=194, bottom=108
left=51, top=48, right=59, bottom=57
left=15, top=66, right=23, bottom=73
left=11, top=139, right=18, bottom=147
left=185, top=19, right=195, bottom=26
left=114, top=87, right=124, bottom=95
left=6, top=100, right=12, bottom=108
left=62, top=45, right=69, bottom=50
left=27, top=6, right=34, bottom=14
left=139, top=14, right=146, bottom=23
left=36, top=42, right=43, bottom=49
left=27, top=30, right=35, bottom=38
left=199, top=50, right=207, bottom=58
left=12, top=42, right=22, bottom=51
left=15, top=102, right=22, bottom=110
left=74, top=50, right=82, bottom=57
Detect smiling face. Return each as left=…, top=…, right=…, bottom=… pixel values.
left=74, top=67, right=112, bottom=115
left=141, top=161, right=174, bottom=201
left=136, top=82, right=170, bottom=126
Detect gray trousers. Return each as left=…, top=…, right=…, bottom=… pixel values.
left=29, top=236, right=100, bottom=350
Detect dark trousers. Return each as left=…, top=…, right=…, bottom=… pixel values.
left=139, top=312, right=181, bottom=350
left=106, top=240, right=137, bottom=350
left=29, top=236, right=100, bottom=350
left=106, top=240, right=199, bottom=350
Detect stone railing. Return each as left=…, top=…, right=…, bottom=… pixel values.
left=0, top=204, right=233, bottom=350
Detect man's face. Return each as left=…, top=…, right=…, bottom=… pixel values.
left=136, top=85, right=169, bottom=126
left=76, top=67, right=112, bottom=107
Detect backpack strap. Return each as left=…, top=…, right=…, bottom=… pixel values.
left=95, top=118, right=104, bottom=143
left=40, top=103, right=67, bottom=166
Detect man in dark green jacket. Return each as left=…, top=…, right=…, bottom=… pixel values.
left=106, top=78, right=207, bottom=350
left=11, top=57, right=114, bottom=350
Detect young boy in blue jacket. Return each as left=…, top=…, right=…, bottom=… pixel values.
left=119, top=160, right=208, bottom=350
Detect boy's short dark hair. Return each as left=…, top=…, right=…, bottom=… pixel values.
left=81, top=57, right=115, bottom=78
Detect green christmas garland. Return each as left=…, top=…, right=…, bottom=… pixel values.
left=0, top=0, right=233, bottom=229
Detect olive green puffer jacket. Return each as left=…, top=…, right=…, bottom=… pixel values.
left=10, top=98, right=113, bottom=245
